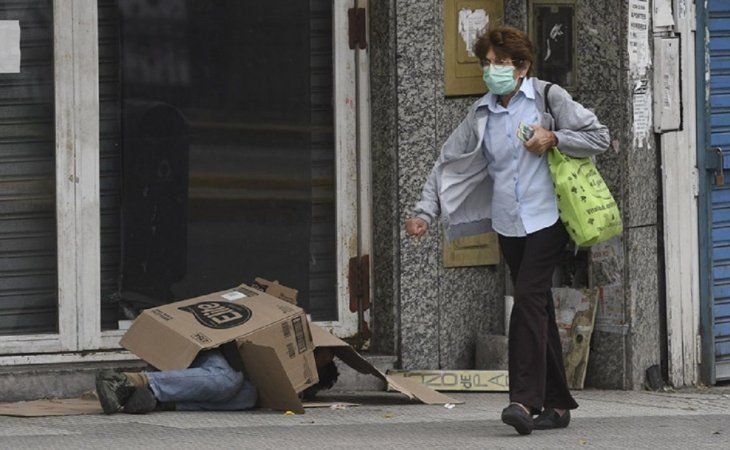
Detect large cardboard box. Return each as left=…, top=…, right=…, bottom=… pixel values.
left=120, top=284, right=317, bottom=413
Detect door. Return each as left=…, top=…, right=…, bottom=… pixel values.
left=90, top=0, right=370, bottom=349
left=699, top=0, right=730, bottom=383
left=0, top=0, right=371, bottom=363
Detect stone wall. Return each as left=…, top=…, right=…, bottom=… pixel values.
left=370, top=0, right=660, bottom=386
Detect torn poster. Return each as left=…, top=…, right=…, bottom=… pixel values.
left=628, top=0, right=650, bottom=75
left=458, top=9, right=488, bottom=57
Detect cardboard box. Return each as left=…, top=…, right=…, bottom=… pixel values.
left=309, top=323, right=462, bottom=405
left=120, top=284, right=317, bottom=413
left=252, top=277, right=298, bottom=305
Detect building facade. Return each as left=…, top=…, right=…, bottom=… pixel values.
left=0, top=0, right=722, bottom=397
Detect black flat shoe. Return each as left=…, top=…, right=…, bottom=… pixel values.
left=534, top=408, right=571, bottom=430
left=501, top=404, right=534, bottom=435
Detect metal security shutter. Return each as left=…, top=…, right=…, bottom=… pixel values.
left=707, top=0, right=730, bottom=380
left=308, top=0, right=336, bottom=319
left=98, top=0, right=122, bottom=329
left=0, top=0, right=57, bottom=335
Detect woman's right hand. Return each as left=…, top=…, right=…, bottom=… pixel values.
left=405, top=217, right=429, bottom=238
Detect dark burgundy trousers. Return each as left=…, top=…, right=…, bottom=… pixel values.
left=498, top=220, right=579, bottom=412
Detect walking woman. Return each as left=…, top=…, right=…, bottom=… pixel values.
left=405, top=25, right=609, bottom=435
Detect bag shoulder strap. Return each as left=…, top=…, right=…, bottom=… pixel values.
left=544, top=83, right=554, bottom=116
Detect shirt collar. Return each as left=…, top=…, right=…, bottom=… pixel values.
left=477, top=77, right=535, bottom=109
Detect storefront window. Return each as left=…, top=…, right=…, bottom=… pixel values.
left=0, top=0, right=57, bottom=335
left=100, top=0, right=337, bottom=329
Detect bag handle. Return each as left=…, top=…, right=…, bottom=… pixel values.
left=544, top=82, right=554, bottom=117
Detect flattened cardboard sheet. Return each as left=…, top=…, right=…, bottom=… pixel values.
left=310, top=324, right=461, bottom=405
left=388, top=370, right=509, bottom=392
left=0, top=398, right=101, bottom=417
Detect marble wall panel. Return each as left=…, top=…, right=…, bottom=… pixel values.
left=395, top=0, right=441, bottom=369
left=626, top=225, right=661, bottom=388
left=627, top=140, right=659, bottom=228
left=370, top=0, right=398, bottom=355
left=585, top=330, right=629, bottom=389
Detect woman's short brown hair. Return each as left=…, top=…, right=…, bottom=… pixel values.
left=473, top=25, right=535, bottom=76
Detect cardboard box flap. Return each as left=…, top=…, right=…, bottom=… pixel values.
left=239, top=342, right=304, bottom=414
left=120, top=313, right=204, bottom=371
left=385, top=376, right=464, bottom=405
left=253, top=277, right=298, bottom=305
left=310, top=324, right=460, bottom=405
left=310, top=322, right=352, bottom=348
left=310, top=324, right=380, bottom=376
left=335, top=346, right=386, bottom=379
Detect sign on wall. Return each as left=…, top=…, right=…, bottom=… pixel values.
left=528, top=0, right=576, bottom=92
left=443, top=0, right=504, bottom=96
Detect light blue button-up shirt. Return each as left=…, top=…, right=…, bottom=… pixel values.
left=480, top=78, right=558, bottom=237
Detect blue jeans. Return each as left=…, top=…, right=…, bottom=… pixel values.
left=147, top=349, right=257, bottom=411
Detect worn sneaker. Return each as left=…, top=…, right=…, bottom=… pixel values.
left=534, top=408, right=571, bottom=430
left=501, top=403, right=534, bottom=435
left=95, top=370, right=137, bottom=414
left=123, top=387, right=158, bottom=414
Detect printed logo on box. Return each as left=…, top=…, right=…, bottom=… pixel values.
left=178, top=301, right=252, bottom=329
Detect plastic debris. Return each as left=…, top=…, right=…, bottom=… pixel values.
left=284, top=410, right=296, bottom=416
left=444, top=403, right=456, bottom=409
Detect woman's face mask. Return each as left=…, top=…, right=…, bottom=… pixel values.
left=482, top=64, right=517, bottom=95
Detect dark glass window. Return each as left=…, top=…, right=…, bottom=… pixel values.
left=100, top=0, right=336, bottom=328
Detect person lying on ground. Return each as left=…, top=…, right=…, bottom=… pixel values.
left=95, top=347, right=338, bottom=414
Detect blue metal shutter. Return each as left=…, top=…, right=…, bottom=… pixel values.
left=708, top=0, right=730, bottom=380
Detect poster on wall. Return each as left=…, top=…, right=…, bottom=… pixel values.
left=443, top=0, right=504, bottom=96
left=528, top=0, right=576, bottom=92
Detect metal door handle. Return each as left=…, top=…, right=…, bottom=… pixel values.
left=715, top=147, right=725, bottom=186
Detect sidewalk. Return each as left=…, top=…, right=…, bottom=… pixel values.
left=1, top=388, right=729, bottom=449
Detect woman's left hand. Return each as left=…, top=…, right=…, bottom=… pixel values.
left=523, top=125, right=557, bottom=156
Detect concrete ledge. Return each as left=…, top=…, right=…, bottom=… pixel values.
left=0, top=354, right=397, bottom=402
left=0, top=360, right=148, bottom=403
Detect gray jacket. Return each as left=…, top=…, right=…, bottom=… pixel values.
left=413, top=78, right=611, bottom=240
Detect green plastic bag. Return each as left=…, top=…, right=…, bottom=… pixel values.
left=547, top=147, right=622, bottom=247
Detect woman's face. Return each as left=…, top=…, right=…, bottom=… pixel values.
left=484, top=48, right=529, bottom=79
